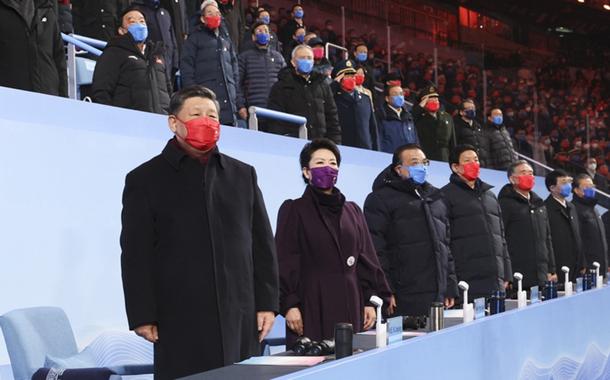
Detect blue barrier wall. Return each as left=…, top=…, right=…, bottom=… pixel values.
left=0, top=86, right=554, bottom=376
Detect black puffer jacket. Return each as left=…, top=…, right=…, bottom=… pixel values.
left=486, top=122, right=518, bottom=170
left=545, top=196, right=584, bottom=280
left=454, top=117, right=490, bottom=168
left=0, top=0, right=67, bottom=97
left=267, top=68, right=341, bottom=144
left=238, top=46, right=286, bottom=108
left=91, top=34, right=170, bottom=114
left=364, top=166, right=458, bottom=315
left=573, top=195, right=609, bottom=273
left=498, top=185, right=556, bottom=289
left=441, top=174, right=512, bottom=299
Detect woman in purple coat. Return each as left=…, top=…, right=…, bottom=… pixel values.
left=276, top=138, right=392, bottom=348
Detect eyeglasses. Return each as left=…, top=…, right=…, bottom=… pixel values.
left=403, top=160, right=430, bottom=167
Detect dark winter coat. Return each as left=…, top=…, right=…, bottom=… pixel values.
left=0, top=0, right=67, bottom=97
left=121, top=140, right=278, bottom=380
left=160, top=0, right=188, bottom=52
left=238, top=46, right=286, bottom=108
left=545, top=196, right=585, bottom=280
left=131, top=1, right=179, bottom=79
left=441, top=174, right=512, bottom=299
left=331, top=82, right=378, bottom=150
left=267, top=68, right=341, bottom=144
left=487, top=122, right=518, bottom=170
left=498, top=185, right=555, bottom=289
left=364, top=166, right=458, bottom=316
left=454, top=117, right=490, bottom=168
left=377, top=103, right=419, bottom=154
left=412, top=104, right=456, bottom=162
left=71, top=0, right=126, bottom=41
left=573, top=195, right=609, bottom=273
left=91, top=34, right=171, bottom=114
left=180, top=25, right=243, bottom=126
left=276, top=186, right=391, bottom=348
left=240, top=29, right=282, bottom=54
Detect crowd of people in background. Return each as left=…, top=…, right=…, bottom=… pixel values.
left=1, top=0, right=609, bottom=184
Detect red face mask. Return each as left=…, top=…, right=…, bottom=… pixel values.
left=515, top=175, right=535, bottom=192
left=312, top=47, right=324, bottom=60
left=341, top=77, right=356, bottom=93
left=460, top=161, right=480, bottom=181
left=425, top=99, right=440, bottom=113
left=204, top=15, right=221, bottom=29
left=178, top=116, right=220, bottom=151
left=354, top=73, right=365, bottom=86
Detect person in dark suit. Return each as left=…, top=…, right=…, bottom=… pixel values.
left=275, top=138, right=391, bottom=349
left=572, top=173, right=609, bottom=275
left=120, top=85, right=278, bottom=380
left=544, top=169, right=585, bottom=281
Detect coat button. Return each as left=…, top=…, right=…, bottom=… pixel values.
left=347, top=256, right=355, bottom=267
left=100, top=8, right=104, bottom=12
left=531, top=210, right=534, bottom=214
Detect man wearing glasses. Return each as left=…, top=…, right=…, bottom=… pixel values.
left=364, top=144, right=458, bottom=317
left=544, top=169, right=585, bottom=282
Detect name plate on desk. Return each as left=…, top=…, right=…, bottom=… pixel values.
left=474, top=297, right=486, bottom=319
left=530, top=286, right=540, bottom=304
left=387, top=316, right=403, bottom=345
left=576, top=277, right=583, bottom=293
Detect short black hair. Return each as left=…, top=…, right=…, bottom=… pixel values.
left=119, top=6, right=146, bottom=27
left=299, top=138, right=341, bottom=184
left=459, top=98, right=475, bottom=111
left=291, top=4, right=302, bottom=12
left=392, top=144, right=423, bottom=166
left=449, top=144, right=478, bottom=169
left=384, top=83, right=402, bottom=96
left=168, top=85, right=220, bottom=116
left=293, top=26, right=305, bottom=35
left=251, top=22, right=268, bottom=35
left=506, top=159, right=531, bottom=179
left=354, top=42, right=367, bottom=51
left=573, top=173, right=591, bottom=191
left=545, top=169, right=570, bottom=191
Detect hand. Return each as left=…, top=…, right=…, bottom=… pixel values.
left=444, top=298, right=455, bottom=309
left=387, top=295, right=397, bottom=316
left=286, top=307, right=304, bottom=336
left=134, top=324, right=158, bottom=343
left=238, top=107, right=248, bottom=120
left=419, top=96, right=428, bottom=108
left=257, top=311, right=275, bottom=342
left=547, top=273, right=558, bottom=282
left=363, top=306, right=376, bottom=330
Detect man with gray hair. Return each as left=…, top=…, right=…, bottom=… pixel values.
left=498, top=160, right=556, bottom=291
left=266, top=44, right=341, bottom=143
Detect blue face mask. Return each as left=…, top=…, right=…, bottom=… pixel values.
left=127, top=23, right=148, bottom=43
left=295, top=9, right=304, bottom=18
left=559, top=183, right=572, bottom=198
left=295, top=34, right=305, bottom=43
left=464, top=109, right=476, bottom=119
left=355, top=52, right=367, bottom=62
left=255, top=32, right=270, bottom=45
left=390, top=95, right=404, bottom=108
left=404, top=164, right=427, bottom=185
left=260, top=15, right=270, bottom=24
left=296, top=58, right=313, bottom=74
left=492, top=115, right=503, bottom=125
left=583, top=187, right=596, bottom=199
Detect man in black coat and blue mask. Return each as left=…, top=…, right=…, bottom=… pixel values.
left=572, top=173, right=610, bottom=275
left=364, top=144, right=457, bottom=316
left=441, top=144, right=512, bottom=300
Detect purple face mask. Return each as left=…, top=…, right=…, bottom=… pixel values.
left=309, top=166, right=338, bottom=189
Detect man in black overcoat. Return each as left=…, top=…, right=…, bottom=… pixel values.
left=120, top=85, right=279, bottom=380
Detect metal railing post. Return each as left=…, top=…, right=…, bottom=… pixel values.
left=66, top=43, right=77, bottom=100
left=248, top=106, right=259, bottom=131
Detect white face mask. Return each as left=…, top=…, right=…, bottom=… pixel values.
left=588, top=163, right=597, bottom=171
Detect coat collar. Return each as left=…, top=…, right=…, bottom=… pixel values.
left=162, top=138, right=223, bottom=171
left=498, top=184, right=544, bottom=207
left=449, top=173, right=493, bottom=193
